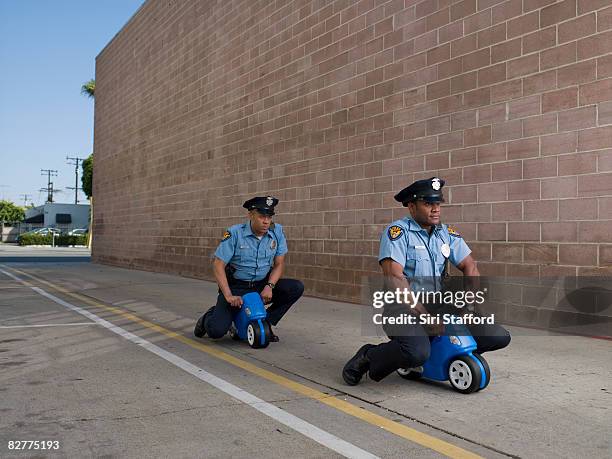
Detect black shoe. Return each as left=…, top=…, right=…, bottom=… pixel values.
left=342, top=344, right=374, bottom=386
left=194, top=308, right=213, bottom=338
left=266, top=320, right=279, bottom=342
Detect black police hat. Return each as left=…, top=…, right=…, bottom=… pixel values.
left=243, top=196, right=279, bottom=215
left=394, top=177, right=445, bottom=206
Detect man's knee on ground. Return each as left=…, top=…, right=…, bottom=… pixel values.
left=206, top=323, right=229, bottom=339
left=398, top=342, right=430, bottom=368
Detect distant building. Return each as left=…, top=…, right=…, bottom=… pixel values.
left=24, top=203, right=90, bottom=230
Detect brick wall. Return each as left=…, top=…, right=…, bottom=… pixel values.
left=94, top=0, right=612, bottom=303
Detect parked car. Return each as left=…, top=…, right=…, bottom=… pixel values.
left=16, top=227, right=62, bottom=242
left=67, top=228, right=88, bottom=236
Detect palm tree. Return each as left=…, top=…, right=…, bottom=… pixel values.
left=81, top=79, right=95, bottom=98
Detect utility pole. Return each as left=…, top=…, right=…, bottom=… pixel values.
left=66, top=156, right=85, bottom=204
left=40, top=169, right=58, bottom=203
left=19, top=194, right=31, bottom=207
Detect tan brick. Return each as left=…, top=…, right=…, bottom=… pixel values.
left=540, top=42, right=577, bottom=71
left=577, top=30, right=612, bottom=60
left=492, top=120, right=522, bottom=141
left=558, top=152, right=598, bottom=175
left=451, top=34, right=478, bottom=58
left=599, top=5, right=612, bottom=31
left=541, top=176, right=578, bottom=198
left=542, top=222, right=578, bottom=242
left=524, top=157, right=558, bottom=179
left=524, top=244, right=558, bottom=263
left=492, top=0, right=523, bottom=24
left=493, top=201, right=523, bottom=220
left=578, top=126, right=612, bottom=151
left=559, top=198, right=598, bottom=219
left=578, top=0, right=611, bottom=14
left=557, top=60, right=597, bottom=88
left=491, top=38, right=522, bottom=64
left=507, top=54, right=540, bottom=79
left=478, top=23, right=507, bottom=48
left=597, top=55, right=612, bottom=79
left=523, top=113, right=558, bottom=137
left=478, top=62, right=507, bottom=86
left=491, top=79, right=523, bottom=103
left=463, top=48, right=492, bottom=73
left=522, top=27, right=556, bottom=54
left=542, top=87, right=578, bottom=113
left=600, top=244, right=612, bottom=266
left=463, top=163, right=492, bottom=183
left=452, top=0, right=477, bottom=21
left=508, top=138, right=540, bottom=159
left=492, top=243, right=523, bottom=262
left=509, top=222, right=541, bottom=241
left=524, top=0, right=557, bottom=12
left=599, top=101, right=612, bottom=125
left=451, top=72, right=478, bottom=94
left=508, top=179, right=541, bottom=200
left=558, top=106, right=598, bottom=131
left=579, top=221, right=612, bottom=242
left=559, top=244, right=598, bottom=265
left=523, top=69, right=557, bottom=96
left=451, top=184, right=478, bottom=203
left=478, top=144, right=507, bottom=163
left=509, top=95, right=541, bottom=120
left=451, top=111, right=477, bottom=131
left=465, top=126, right=492, bottom=146
left=597, top=197, right=612, bottom=220
left=479, top=103, right=507, bottom=125
left=478, top=181, right=509, bottom=201
left=426, top=80, right=451, bottom=100
left=558, top=13, right=596, bottom=43
left=464, top=203, right=492, bottom=221
left=597, top=149, right=612, bottom=171
left=465, top=9, right=493, bottom=34
left=492, top=160, right=523, bottom=181
left=541, top=0, right=577, bottom=27
left=577, top=172, right=612, bottom=196
left=478, top=223, right=507, bottom=240
left=579, top=78, right=612, bottom=105
left=541, top=131, right=578, bottom=155
left=524, top=199, right=559, bottom=221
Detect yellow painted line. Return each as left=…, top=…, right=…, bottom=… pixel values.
left=5, top=266, right=483, bottom=459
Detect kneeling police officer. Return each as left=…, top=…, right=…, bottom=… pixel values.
left=194, top=196, right=304, bottom=341
left=342, top=177, right=511, bottom=385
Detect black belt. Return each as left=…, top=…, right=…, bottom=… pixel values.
left=229, top=278, right=268, bottom=289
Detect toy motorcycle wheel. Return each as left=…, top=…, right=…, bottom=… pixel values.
left=246, top=320, right=270, bottom=349
left=396, top=366, right=423, bottom=380
left=228, top=325, right=240, bottom=341
left=448, top=356, right=482, bottom=394
left=472, top=353, right=490, bottom=391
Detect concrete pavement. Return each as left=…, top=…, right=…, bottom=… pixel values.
left=0, top=244, right=610, bottom=458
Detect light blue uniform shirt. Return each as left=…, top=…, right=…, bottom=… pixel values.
left=215, top=222, right=288, bottom=281
left=378, top=216, right=471, bottom=292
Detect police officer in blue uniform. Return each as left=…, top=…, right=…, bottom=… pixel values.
left=194, top=196, right=304, bottom=341
left=342, top=177, right=510, bottom=385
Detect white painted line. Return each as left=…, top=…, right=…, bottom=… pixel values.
left=0, top=323, right=96, bottom=329
left=0, top=269, right=378, bottom=459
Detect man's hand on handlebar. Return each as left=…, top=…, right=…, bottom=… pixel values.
left=260, top=285, right=273, bottom=304
left=225, top=295, right=243, bottom=308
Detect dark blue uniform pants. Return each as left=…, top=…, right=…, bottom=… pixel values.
left=367, top=315, right=511, bottom=381
left=204, top=278, right=304, bottom=339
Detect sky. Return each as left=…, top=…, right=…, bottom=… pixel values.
left=0, top=0, right=145, bottom=207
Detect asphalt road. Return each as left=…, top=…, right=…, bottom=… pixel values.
left=0, top=244, right=610, bottom=458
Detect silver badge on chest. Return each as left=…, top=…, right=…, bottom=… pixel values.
left=441, top=243, right=450, bottom=258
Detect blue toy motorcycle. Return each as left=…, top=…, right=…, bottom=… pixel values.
left=397, top=322, right=490, bottom=394
left=228, top=292, right=273, bottom=349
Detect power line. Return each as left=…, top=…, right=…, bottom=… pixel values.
left=19, top=194, right=32, bottom=207
left=66, top=156, right=86, bottom=204
left=40, top=169, right=58, bottom=203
